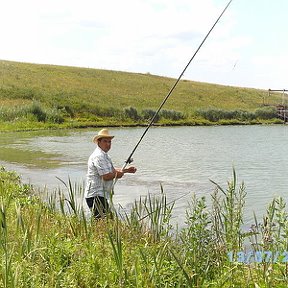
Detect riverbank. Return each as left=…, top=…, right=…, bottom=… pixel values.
left=0, top=116, right=284, bottom=133
left=1, top=166, right=288, bottom=287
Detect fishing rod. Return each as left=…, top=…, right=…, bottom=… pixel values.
left=122, top=0, right=233, bottom=170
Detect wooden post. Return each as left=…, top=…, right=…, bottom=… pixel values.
left=267, top=89, right=288, bottom=123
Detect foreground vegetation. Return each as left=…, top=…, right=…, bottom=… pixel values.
left=0, top=60, right=284, bottom=131
left=1, top=166, right=288, bottom=287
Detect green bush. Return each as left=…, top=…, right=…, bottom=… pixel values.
left=195, top=108, right=227, bottom=122
left=124, top=106, right=141, bottom=121
left=254, top=106, right=278, bottom=119
left=141, top=109, right=160, bottom=122
left=159, top=109, right=185, bottom=121
left=28, top=102, right=47, bottom=122
left=56, top=105, right=75, bottom=118
left=0, top=106, right=27, bottom=121
left=0, top=102, right=65, bottom=124
left=196, top=107, right=279, bottom=122
left=46, top=109, right=65, bottom=124
left=234, top=110, right=255, bottom=120
left=74, top=102, right=121, bottom=118
left=98, top=107, right=120, bottom=118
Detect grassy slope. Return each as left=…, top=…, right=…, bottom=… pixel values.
left=0, top=59, right=283, bottom=130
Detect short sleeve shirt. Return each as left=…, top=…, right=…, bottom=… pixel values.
left=84, top=146, right=115, bottom=199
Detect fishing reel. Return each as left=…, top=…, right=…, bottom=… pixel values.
left=125, top=157, right=133, bottom=164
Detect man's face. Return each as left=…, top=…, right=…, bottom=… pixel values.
left=98, top=137, right=112, bottom=152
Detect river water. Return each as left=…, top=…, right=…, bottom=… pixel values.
left=1, top=125, right=288, bottom=227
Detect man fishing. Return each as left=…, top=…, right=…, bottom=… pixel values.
left=84, top=128, right=137, bottom=219
left=84, top=0, right=232, bottom=219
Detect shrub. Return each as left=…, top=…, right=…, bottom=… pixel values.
left=124, top=106, right=141, bottom=121
left=98, top=107, right=120, bottom=118
left=76, top=103, right=120, bottom=118
left=195, top=108, right=256, bottom=122
left=57, top=105, right=75, bottom=118
left=254, top=106, right=278, bottom=119
left=159, top=109, right=184, bottom=121
left=141, top=109, right=160, bottom=122
left=0, top=102, right=66, bottom=124
left=195, top=108, right=224, bottom=122
left=28, top=102, right=47, bottom=122
left=46, top=109, right=65, bottom=124
left=0, top=106, right=27, bottom=121
left=234, top=110, right=255, bottom=121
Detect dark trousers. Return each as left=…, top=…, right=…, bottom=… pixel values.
left=86, top=196, right=109, bottom=219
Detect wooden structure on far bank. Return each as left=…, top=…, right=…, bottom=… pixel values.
left=266, top=89, right=288, bottom=122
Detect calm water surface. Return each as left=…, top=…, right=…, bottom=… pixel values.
left=1, top=125, right=288, bottom=227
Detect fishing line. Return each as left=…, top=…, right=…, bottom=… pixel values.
left=138, top=191, right=191, bottom=222
left=122, top=0, right=233, bottom=170
left=115, top=191, right=191, bottom=222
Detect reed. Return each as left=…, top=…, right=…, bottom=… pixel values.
left=211, top=169, right=246, bottom=251
left=55, top=176, right=84, bottom=218
left=107, top=219, right=125, bottom=285
left=124, top=186, right=174, bottom=242
left=2, top=165, right=288, bottom=286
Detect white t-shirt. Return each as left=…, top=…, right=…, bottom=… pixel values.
left=84, top=146, right=115, bottom=199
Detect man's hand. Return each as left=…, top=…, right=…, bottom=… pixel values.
left=104, top=167, right=137, bottom=181
left=124, top=166, right=137, bottom=174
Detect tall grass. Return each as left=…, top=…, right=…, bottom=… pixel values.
left=2, top=166, right=288, bottom=286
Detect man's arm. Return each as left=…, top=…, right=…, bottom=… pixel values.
left=102, top=166, right=137, bottom=181
left=102, top=169, right=124, bottom=181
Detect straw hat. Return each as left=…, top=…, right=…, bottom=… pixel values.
left=93, top=128, right=114, bottom=143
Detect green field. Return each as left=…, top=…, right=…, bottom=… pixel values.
left=0, top=60, right=284, bottom=131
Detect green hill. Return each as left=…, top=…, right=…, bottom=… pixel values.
left=0, top=60, right=283, bottom=131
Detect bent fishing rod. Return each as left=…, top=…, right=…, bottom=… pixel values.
left=122, top=0, right=233, bottom=170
